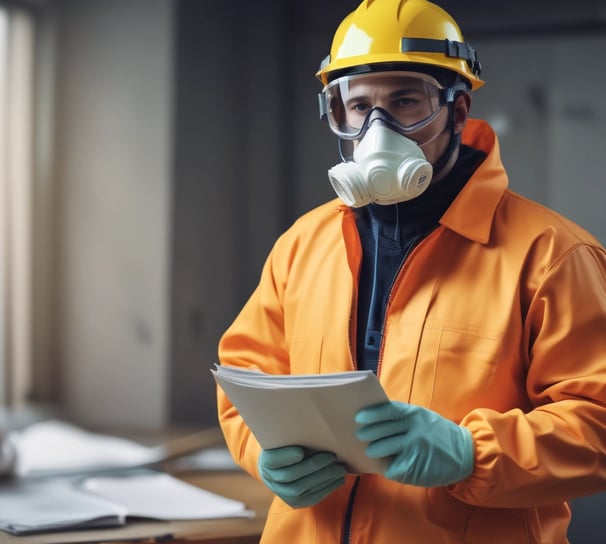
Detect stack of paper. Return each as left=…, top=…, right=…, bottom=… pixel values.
left=211, top=365, right=391, bottom=474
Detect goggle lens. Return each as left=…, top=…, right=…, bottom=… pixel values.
left=323, top=71, right=445, bottom=140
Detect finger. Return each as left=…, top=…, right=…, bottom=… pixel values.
left=365, top=434, right=410, bottom=458
left=355, top=401, right=413, bottom=424
left=355, top=420, right=408, bottom=442
left=261, top=446, right=305, bottom=469
left=264, top=451, right=339, bottom=483
left=295, top=460, right=346, bottom=493
left=269, top=461, right=346, bottom=499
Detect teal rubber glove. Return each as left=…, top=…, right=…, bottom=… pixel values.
left=258, top=446, right=346, bottom=508
left=355, top=401, right=474, bottom=487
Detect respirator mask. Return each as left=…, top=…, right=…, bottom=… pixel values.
left=327, top=120, right=432, bottom=207
left=319, top=71, right=454, bottom=207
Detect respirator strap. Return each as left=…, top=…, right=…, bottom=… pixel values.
left=429, top=103, right=460, bottom=179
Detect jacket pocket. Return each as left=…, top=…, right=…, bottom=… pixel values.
left=415, top=319, right=508, bottom=420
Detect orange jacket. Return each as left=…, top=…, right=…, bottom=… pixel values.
left=217, top=119, right=606, bottom=543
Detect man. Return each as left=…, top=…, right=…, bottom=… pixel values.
left=216, top=0, right=606, bottom=542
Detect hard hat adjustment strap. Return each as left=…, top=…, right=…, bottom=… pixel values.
left=401, top=37, right=482, bottom=76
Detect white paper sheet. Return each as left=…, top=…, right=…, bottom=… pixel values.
left=81, top=471, right=253, bottom=520
left=13, top=420, right=158, bottom=477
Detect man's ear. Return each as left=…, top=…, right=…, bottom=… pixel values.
left=453, top=92, right=471, bottom=135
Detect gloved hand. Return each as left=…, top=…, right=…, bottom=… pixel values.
left=355, top=401, right=474, bottom=487
left=258, top=446, right=346, bottom=508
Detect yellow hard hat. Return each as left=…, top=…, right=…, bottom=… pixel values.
left=316, top=0, right=484, bottom=90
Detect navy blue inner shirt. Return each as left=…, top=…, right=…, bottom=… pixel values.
left=354, top=145, right=486, bottom=373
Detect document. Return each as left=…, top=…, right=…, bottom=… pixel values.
left=211, top=365, right=391, bottom=474
left=12, top=419, right=224, bottom=478
left=13, top=420, right=158, bottom=477
left=0, top=470, right=253, bottom=536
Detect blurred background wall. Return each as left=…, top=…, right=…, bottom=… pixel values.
left=5, top=0, right=605, bottom=427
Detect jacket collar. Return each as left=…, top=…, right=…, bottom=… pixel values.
left=440, top=119, right=509, bottom=244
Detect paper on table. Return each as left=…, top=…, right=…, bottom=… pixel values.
left=0, top=478, right=127, bottom=535
left=211, top=366, right=391, bottom=474
left=13, top=420, right=157, bottom=477
left=0, top=471, right=254, bottom=536
left=12, top=420, right=223, bottom=478
left=80, top=471, right=253, bottom=520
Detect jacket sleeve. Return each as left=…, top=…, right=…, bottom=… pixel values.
left=216, top=234, right=293, bottom=479
left=450, top=243, right=606, bottom=507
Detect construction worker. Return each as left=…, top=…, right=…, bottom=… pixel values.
left=217, top=0, right=606, bottom=541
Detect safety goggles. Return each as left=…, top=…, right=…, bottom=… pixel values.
left=319, top=71, right=453, bottom=140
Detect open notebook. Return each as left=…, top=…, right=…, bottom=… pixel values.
left=0, top=470, right=253, bottom=536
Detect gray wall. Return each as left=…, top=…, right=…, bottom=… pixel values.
left=49, top=0, right=174, bottom=428
left=169, top=1, right=344, bottom=423
left=470, top=36, right=606, bottom=240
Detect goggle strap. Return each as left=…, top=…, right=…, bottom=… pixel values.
left=318, top=92, right=328, bottom=120
left=440, top=80, right=470, bottom=104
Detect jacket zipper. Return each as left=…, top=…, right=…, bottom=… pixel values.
left=341, top=226, right=440, bottom=544
left=341, top=476, right=360, bottom=544
left=375, top=226, right=438, bottom=376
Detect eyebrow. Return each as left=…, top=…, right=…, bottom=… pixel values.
left=344, top=87, right=421, bottom=106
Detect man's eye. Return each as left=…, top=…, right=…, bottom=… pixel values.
left=351, top=103, right=369, bottom=114
left=395, top=97, right=417, bottom=107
